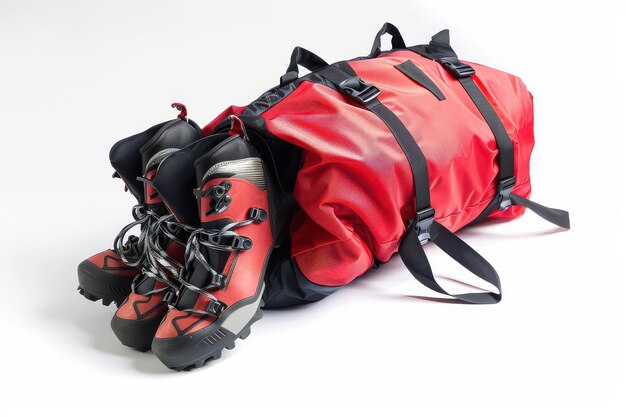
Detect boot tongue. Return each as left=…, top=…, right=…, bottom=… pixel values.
left=176, top=136, right=259, bottom=310
left=139, top=119, right=202, bottom=215
left=132, top=122, right=205, bottom=295
left=111, top=118, right=201, bottom=204
left=149, top=133, right=232, bottom=226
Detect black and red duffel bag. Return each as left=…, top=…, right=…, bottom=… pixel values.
left=204, top=23, right=570, bottom=307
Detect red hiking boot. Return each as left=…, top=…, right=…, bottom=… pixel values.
left=110, top=215, right=186, bottom=351
left=110, top=133, right=232, bottom=350
left=152, top=133, right=285, bottom=370
left=77, top=111, right=202, bottom=306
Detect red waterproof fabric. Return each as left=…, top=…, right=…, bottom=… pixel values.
left=260, top=51, right=534, bottom=287
left=207, top=51, right=535, bottom=287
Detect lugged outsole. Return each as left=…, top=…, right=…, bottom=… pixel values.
left=159, top=307, right=264, bottom=371
left=77, top=286, right=119, bottom=307
left=76, top=260, right=132, bottom=307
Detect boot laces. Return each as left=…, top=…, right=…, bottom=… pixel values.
left=113, top=204, right=160, bottom=268
left=173, top=182, right=259, bottom=317
left=175, top=219, right=254, bottom=316
left=131, top=214, right=188, bottom=296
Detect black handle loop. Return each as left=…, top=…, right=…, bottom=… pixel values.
left=369, top=22, right=407, bottom=57
left=399, top=220, right=502, bottom=304
left=279, top=46, right=329, bottom=86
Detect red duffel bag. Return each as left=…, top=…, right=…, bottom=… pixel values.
left=204, top=23, right=570, bottom=307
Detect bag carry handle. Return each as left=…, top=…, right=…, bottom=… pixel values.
left=280, top=46, right=329, bottom=86
left=370, top=22, right=406, bottom=57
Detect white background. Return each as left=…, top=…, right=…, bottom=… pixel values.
left=0, top=0, right=623, bottom=415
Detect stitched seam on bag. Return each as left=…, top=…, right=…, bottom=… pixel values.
left=291, top=233, right=355, bottom=259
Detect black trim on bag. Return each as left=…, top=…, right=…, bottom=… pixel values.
left=395, top=60, right=446, bottom=101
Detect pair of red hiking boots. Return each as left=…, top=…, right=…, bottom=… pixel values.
left=77, top=107, right=285, bottom=370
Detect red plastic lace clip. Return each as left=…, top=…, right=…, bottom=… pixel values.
left=228, top=115, right=249, bottom=140
left=171, top=102, right=188, bottom=120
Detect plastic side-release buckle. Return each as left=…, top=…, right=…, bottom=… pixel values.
left=438, top=58, right=476, bottom=78
left=338, top=76, right=381, bottom=105
left=497, top=176, right=516, bottom=210
left=414, top=207, right=436, bottom=245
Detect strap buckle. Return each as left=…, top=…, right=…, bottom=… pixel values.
left=208, top=234, right=253, bottom=250
left=497, top=176, right=516, bottom=210
left=206, top=299, right=227, bottom=317
left=248, top=207, right=267, bottom=222
left=338, top=76, right=381, bottom=105
left=414, top=207, right=435, bottom=245
left=163, top=290, right=177, bottom=306
left=208, top=270, right=228, bottom=289
left=438, top=58, right=475, bottom=78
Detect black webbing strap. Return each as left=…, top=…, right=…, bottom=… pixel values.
left=440, top=58, right=570, bottom=229
left=400, top=220, right=501, bottom=304
left=448, top=62, right=515, bottom=181
left=408, top=30, right=569, bottom=229
left=319, top=63, right=431, bottom=216
left=395, top=60, right=446, bottom=101
left=317, top=62, right=502, bottom=304
left=510, top=194, right=570, bottom=228
left=438, top=58, right=518, bottom=213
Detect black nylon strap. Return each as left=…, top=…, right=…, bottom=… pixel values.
left=456, top=75, right=515, bottom=181
left=395, top=60, right=446, bottom=101
left=317, top=62, right=502, bottom=304
left=318, top=64, right=431, bottom=212
left=428, top=47, right=569, bottom=229
left=510, top=193, right=570, bottom=229
left=370, top=22, right=406, bottom=57
left=457, top=71, right=570, bottom=228
left=447, top=66, right=570, bottom=229
left=400, top=220, right=501, bottom=303
left=280, top=46, right=329, bottom=87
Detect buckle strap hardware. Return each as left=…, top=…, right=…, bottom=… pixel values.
left=438, top=58, right=476, bottom=79
left=208, top=270, right=228, bottom=289
left=497, top=176, right=516, bottom=210
left=194, top=181, right=232, bottom=216
left=206, top=299, right=227, bottom=317
left=163, top=290, right=177, bottom=306
left=208, top=234, right=253, bottom=250
left=337, top=76, right=381, bottom=105
left=130, top=273, right=143, bottom=292
left=414, top=207, right=436, bottom=245
left=248, top=207, right=267, bottom=222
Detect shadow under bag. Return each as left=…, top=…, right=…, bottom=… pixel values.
left=204, top=23, right=570, bottom=307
